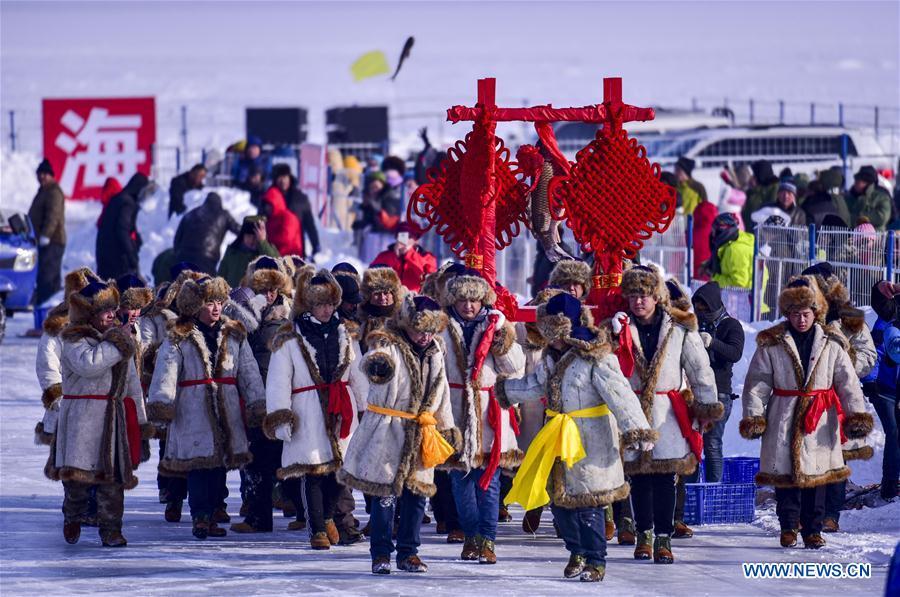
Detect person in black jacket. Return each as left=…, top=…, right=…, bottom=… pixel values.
left=691, top=281, right=745, bottom=481
left=269, top=164, right=321, bottom=259
left=96, top=172, right=149, bottom=280
left=168, top=164, right=206, bottom=219
left=173, top=192, right=241, bottom=275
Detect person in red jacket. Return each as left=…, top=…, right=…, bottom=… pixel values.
left=692, top=195, right=719, bottom=281
left=370, top=221, right=437, bottom=292
left=96, top=177, right=123, bottom=229
left=260, top=181, right=304, bottom=257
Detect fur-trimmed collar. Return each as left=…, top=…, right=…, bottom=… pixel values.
left=366, top=324, right=442, bottom=360
left=757, top=321, right=848, bottom=351
left=665, top=306, right=698, bottom=332
left=60, top=323, right=102, bottom=343
left=42, top=303, right=69, bottom=336
left=167, top=315, right=247, bottom=345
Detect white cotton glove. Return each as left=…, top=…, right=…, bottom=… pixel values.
left=274, top=424, right=292, bottom=443
left=637, top=441, right=655, bottom=452
left=611, top=312, right=629, bottom=335
left=39, top=235, right=51, bottom=247
left=249, top=293, right=268, bottom=312
left=700, top=332, right=713, bottom=348
left=489, top=309, right=507, bottom=331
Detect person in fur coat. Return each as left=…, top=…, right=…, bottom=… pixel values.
left=147, top=275, right=267, bottom=540
left=263, top=268, right=368, bottom=550
left=48, top=279, right=151, bottom=547
left=358, top=265, right=407, bottom=353
left=340, top=294, right=461, bottom=574
left=800, top=262, right=877, bottom=533
left=437, top=269, right=526, bottom=564
left=740, top=276, right=873, bottom=549
left=547, top=259, right=592, bottom=300
left=616, top=265, right=722, bottom=564
left=499, top=292, right=655, bottom=582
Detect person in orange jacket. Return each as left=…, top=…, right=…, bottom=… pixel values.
left=370, top=221, right=437, bottom=293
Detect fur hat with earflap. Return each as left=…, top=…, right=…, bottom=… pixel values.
left=396, top=294, right=449, bottom=335
left=548, top=260, right=592, bottom=296
left=443, top=268, right=496, bottom=308
left=361, top=265, right=406, bottom=309
left=665, top=278, right=692, bottom=313
left=68, top=280, right=120, bottom=325
left=116, top=274, right=153, bottom=312
left=64, top=267, right=102, bottom=301
left=801, top=262, right=850, bottom=310
left=162, top=269, right=207, bottom=315
left=778, top=275, right=828, bottom=323
left=620, top=264, right=669, bottom=306
left=176, top=276, right=231, bottom=319
left=421, top=262, right=466, bottom=305
left=536, top=292, right=608, bottom=354
left=292, top=266, right=342, bottom=317
left=244, top=255, right=292, bottom=297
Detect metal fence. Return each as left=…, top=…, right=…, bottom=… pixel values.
left=641, top=215, right=692, bottom=288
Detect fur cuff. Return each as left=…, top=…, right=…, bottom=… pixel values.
left=147, top=401, right=175, bottom=423
left=739, top=416, right=767, bottom=440
left=843, top=412, right=874, bottom=440
left=491, top=322, right=516, bottom=357
left=263, top=409, right=296, bottom=440
left=102, top=326, right=136, bottom=360
left=495, top=380, right=515, bottom=410
left=842, top=445, right=874, bottom=461
left=439, top=427, right=463, bottom=452
left=34, top=422, right=54, bottom=446
left=246, top=400, right=267, bottom=428
left=364, top=352, right=395, bottom=385
left=41, top=383, right=63, bottom=410
left=620, top=428, right=659, bottom=449
left=691, top=400, right=725, bottom=422
left=140, top=423, right=156, bottom=440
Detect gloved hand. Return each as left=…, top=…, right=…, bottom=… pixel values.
left=700, top=332, right=713, bottom=348
left=249, top=293, right=268, bottom=313
left=39, top=235, right=51, bottom=247
left=611, top=312, right=629, bottom=335
left=489, top=309, right=507, bottom=331
left=274, top=424, right=292, bottom=443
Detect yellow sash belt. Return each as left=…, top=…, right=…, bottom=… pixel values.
left=504, top=404, right=610, bottom=511
left=367, top=404, right=455, bottom=468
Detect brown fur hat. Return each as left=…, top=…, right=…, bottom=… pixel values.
left=68, top=281, right=120, bottom=325
left=548, top=260, right=592, bottom=294
left=293, top=267, right=342, bottom=317
left=64, top=267, right=102, bottom=300
left=801, top=262, right=850, bottom=309
left=244, top=255, right=292, bottom=297
left=778, top=275, right=828, bottom=322
left=176, top=276, right=231, bottom=318
left=396, top=294, right=449, bottom=334
left=621, top=264, right=669, bottom=304
left=444, top=271, right=496, bottom=307
left=420, top=261, right=462, bottom=304
left=115, top=274, right=153, bottom=312
left=163, top=269, right=207, bottom=314
left=361, top=265, right=406, bottom=305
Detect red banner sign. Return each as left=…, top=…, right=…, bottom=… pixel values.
left=42, top=97, right=156, bottom=200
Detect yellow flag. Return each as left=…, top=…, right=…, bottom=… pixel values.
left=350, top=51, right=390, bottom=82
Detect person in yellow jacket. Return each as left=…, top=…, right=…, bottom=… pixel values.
left=675, top=157, right=707, bottom=216
left=703, top=213, right=754, bottom=289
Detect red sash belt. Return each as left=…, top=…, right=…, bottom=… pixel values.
left=635, top=389, right=704, bottom=461
left=178, top=377, right=237, bottom=388
left=773, top=387, right=846, bottom=443
left=63, top=394, right=142, bottom=466
left=293, top=381, right=353, bottom=439
left=449, top=382, right=519, bottom=490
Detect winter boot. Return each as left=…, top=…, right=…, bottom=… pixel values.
left=803, top=533, right=826, bottom=549
left=580, top=563, right=606, bottom=582
left=63, top=520, right=81, bottom=544
left=478, top=537, right=497, bottom=565
left=447, top=529, right=465, bottom=544
left=165, top=500, right=183, bottom=523
left=435, top=521, right=447, bottom=534
left=618, top=517, right=636, bottom=545
left=192, top=519, right=209, bottom=540
left=82, top=513, right=99, bottom=527
left=372, top=556, right=391, bottom=575
left=522, top=507, right=542, bottom=533
left=361, top=522, right=371, bottom=537
left=653, top=535, right=674, bottom=564
left=310, top=531, right=331, bottom=550
left=100, top=529, right=128, bottom=548
left=212, top=508, right=230, bottom=524
left=397, top=555, right=428, bottom=573
left=673, top=520, right=694, bottom=538
left=287, top=519, right=307, bottom=531
left=633, top=530, right=653, bottom=560
left=338, top=524, right=365, bottom=546
left=604, top=506, right=615, bottom=541
left=207, top=522, right=227, bottom=538
left=498, top=505, right=512, bottom=523
left=780, top=529, right=798, bottom=548
left=324, top=519, right=340, bottom=545
left=230, top=521, right=264, bottom=533
left=564, top=554, right=586, bottom=578
left=460, top=536, right=480, bottom=561
left=421, top=513, right=431, bottom=524
left=822, top=518, right=839, bottom=533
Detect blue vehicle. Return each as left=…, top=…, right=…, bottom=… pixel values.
left=0, top=209, right=38, bottom=343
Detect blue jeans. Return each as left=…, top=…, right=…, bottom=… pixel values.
left=551, top=505, right=607, bottom=565
left=450, top=467, right=500, bottom=541
left=703, top=393, right=734, bottom=483
left=871, top=391, right=900, bottom=486
left=187, top=467, right=226, bottom=520
left=369, top=490, right=426, bottom=561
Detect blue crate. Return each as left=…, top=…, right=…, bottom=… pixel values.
left=683, top=482, right=756, bottom=525
left=722, top=457, right=760, bottom=485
